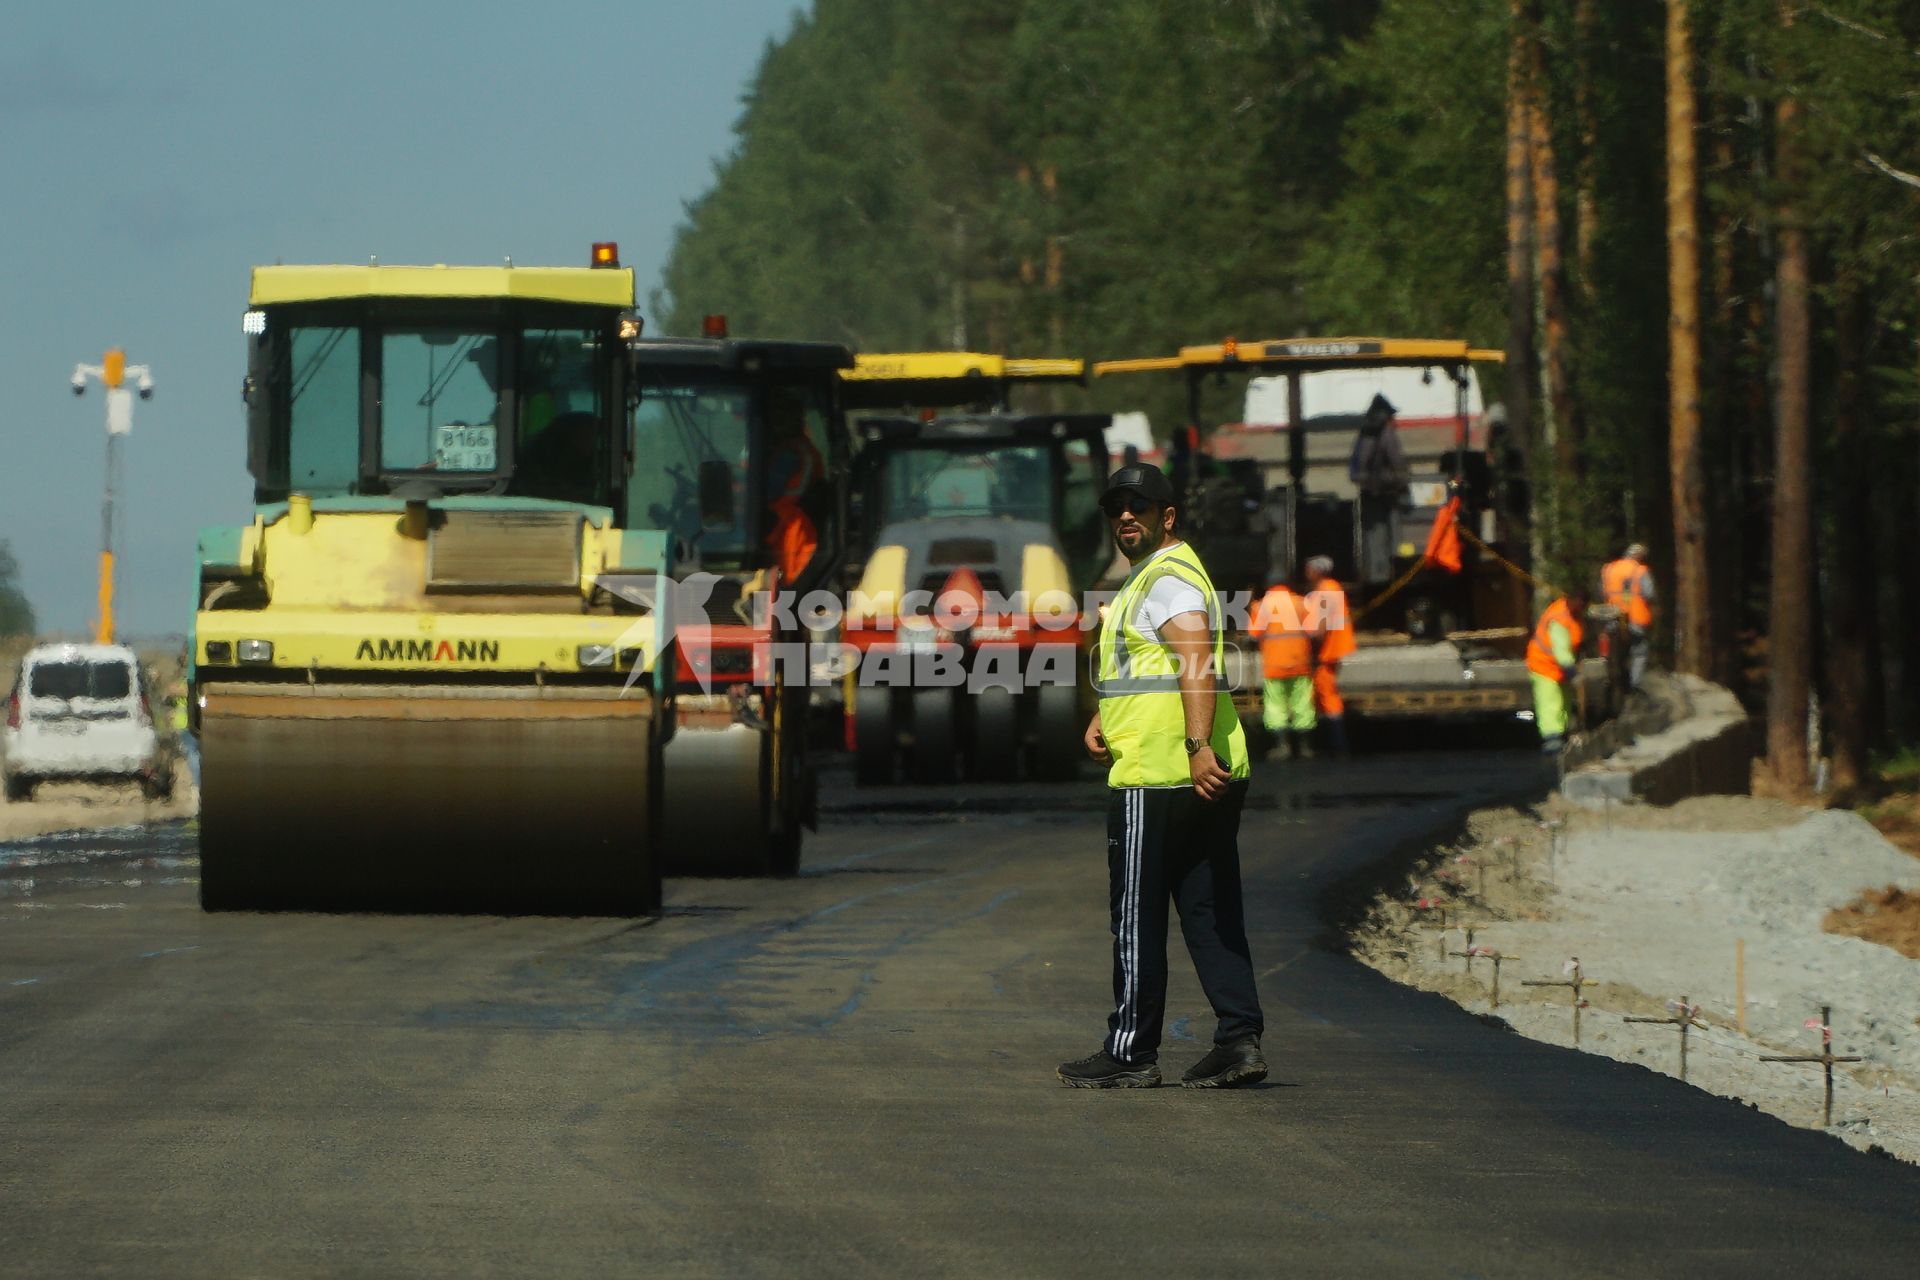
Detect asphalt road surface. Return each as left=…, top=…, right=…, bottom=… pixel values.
left=3, top=749, right=1918, bottom=1278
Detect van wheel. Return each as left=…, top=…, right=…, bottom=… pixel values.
left=142, top=773, right=174, bottom=802
left=4, top=775, right=33, bottom=803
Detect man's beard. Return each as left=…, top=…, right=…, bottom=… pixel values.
left=1115, top=519, right=1169, bottom=563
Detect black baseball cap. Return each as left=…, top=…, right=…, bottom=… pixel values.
left=1102, top=462, right=1176, bottom=508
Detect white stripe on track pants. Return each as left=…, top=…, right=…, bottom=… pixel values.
left=1104, top=780, right=1263, bottom=1065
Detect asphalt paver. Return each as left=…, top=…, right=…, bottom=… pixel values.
left=1, top=750, right=1917, bottom=1277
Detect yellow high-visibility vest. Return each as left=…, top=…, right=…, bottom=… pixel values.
left=1095, top=541, right=1250, bottom=788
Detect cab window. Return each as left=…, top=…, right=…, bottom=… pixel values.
left=629, top=384, right=753, bottom=561
left=1060, top=437, right=1108, bottom=584
left=379, top=330, right=499, bottom=473
left=287, top=327, right=359, bottom=492
left=513, top=328, right=607, bottom=504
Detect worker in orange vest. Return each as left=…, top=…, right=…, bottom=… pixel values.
left=1250, top=573, right=1316, bottom=761
left=1303, top=556, right=1354, bottom=757
left=1599, top=543, right=1655, bottom=688
left=765, top=393, right=824, bottom=585
left=1526, top=586, right=1590, bottom=754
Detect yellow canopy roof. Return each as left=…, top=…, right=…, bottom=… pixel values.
left=251, top=264, right=635, bottom=308
left=841, top=352, right=1085, bottom=383
left=1094, top=337, right=1504, bottom=377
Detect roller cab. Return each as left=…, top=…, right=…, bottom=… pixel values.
left=193, top=256, right=670, bottom=914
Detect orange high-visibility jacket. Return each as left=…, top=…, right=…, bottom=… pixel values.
left=1252, top=585, right=1313, bottom=679
left=766, top=435, right=826, bottom=584
left=1526, top=597, right=1586, bottom=681
left=1308, top=578, right=1356, bottom=663
left=768, top=498, right=818, bottom=585
left=1601, top=558, right=1653, bottom=629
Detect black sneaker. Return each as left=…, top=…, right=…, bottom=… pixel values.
left=1181, top=1037, right=1268, bottom=1088
left=1057, top=1049, right=1161, bottom=1089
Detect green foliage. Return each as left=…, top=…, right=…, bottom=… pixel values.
left=1306, top=0, right=1507, bottom=344
left=657, top=2, right=1365, bottom=352
left=0, top=541, right=34, bottom=638
left=659, top=1, right=1920, bottom=727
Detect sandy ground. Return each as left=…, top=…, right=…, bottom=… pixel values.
left=0, top=770, right=197, bottom=843
left=1349, top=794, right=1920, bottom=1164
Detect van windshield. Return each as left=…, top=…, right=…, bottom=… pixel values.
left=29, top=661, right=132, bottom=700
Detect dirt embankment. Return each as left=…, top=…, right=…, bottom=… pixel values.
left=1826, top=886, right=1920, bottom=960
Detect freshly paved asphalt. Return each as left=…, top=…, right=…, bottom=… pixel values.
left=2, top=749, right=1918, bottom=1277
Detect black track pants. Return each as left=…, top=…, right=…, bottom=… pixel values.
left=1104, top=780, right=1262, bottom=1064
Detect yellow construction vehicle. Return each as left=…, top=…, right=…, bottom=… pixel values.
left=635, top=321, right=854, bottom=875
left=837, top=354, right=1107, bottom=783
left=1096, top=338, right=1569, bottom=730
left=839, top=352, right=1086, bottom=415
left=193, top=248, right=672, bottom=913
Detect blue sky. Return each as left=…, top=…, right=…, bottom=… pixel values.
left=0, top=0, right=805, bottom=637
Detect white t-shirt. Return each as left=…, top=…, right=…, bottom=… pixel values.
left=1125, top=543, right=1208, bottom=642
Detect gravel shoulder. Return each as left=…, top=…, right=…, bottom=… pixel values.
left=1348, top=794, right=1920, bottom=1164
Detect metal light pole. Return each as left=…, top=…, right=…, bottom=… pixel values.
left=71, top=349, right=153, bottom=644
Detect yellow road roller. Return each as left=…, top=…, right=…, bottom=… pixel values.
left=191, top=247, right=672, bottom=914
left=630, top=320, right=854, bottom=876
left=836, top=354, right=1109, bottom=784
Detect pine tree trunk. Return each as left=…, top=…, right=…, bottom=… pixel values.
left=1827, top=285, right=1879, bottom=795
left=1666, top=0, right=1710, bottom=677
left=1705, top=122, right=1744, bottom=690
left=1893, top=331, right=1920, bottom=743
left=1505, top=0, right=1536, bottom=476
left=1766, top=36, right=1814, bottom=798
left=1526, top=21, right=1580, bottom=516
left=1574, top=0, right=1599, bottom=296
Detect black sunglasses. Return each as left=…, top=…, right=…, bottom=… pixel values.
left=1101, top=493, right=1157, bottom=518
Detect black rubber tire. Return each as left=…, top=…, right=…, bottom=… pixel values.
left=4, top=774, right=34, bottom=803
left=1029, top=682, right=1082, bottom=782
left=908, top=688, right=957, bottom=784
left=768, top=687, right=805, bottom=878
left=852, top=685, right=896, bottom=786
left=768, top=824, right=802, bottom=879
left=968, top=686, right=1020, bottom=782
left=642, top=732, right=668, bottom=910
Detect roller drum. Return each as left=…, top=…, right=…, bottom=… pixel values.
left=198, top=683, right=660, bottom=915
left=659, top=722, right=781, bottom=876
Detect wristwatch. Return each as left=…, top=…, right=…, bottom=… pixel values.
left=1184, top=737, right=1210, bottom=757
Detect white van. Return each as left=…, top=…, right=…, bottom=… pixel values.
left=3, top=643, right=173, bottom=802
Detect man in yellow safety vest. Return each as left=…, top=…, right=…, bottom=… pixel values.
left=1058, top=463, right=1265, bottom=1090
